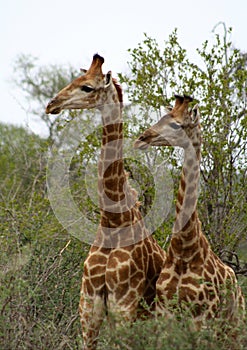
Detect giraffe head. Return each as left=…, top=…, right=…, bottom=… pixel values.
left=46, top=54, right=122, bottom=114
left=134, top=95, right=200, bottom=150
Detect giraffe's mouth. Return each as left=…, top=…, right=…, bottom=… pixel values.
left=133, top=139, right=150, bottom=150
left=48, top=107, right=62, bottom=114
left=46, top=98, right=62, bottom=114
left=134, top=135, right=172, bottom=149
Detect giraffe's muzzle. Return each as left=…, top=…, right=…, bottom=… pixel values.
left=46, top=97, right=62, bottom=114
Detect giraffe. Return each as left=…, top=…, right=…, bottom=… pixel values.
left=46, top=54, right=166, bottom=349
left=134, top=95, right=245, bottom=331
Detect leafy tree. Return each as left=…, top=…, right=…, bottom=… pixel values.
left=119, top=24, right=247, bottom=269
left=11, top=25, right=247, bottom=266
left=13, top=54, right=79, bottom=142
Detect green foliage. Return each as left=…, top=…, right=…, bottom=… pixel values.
left=0, top=123, right=89, bottom=349
left=0, top=235, right=87, bottom=349
left=97, top=315, right=247, bottom=350
left=119, top=24, right=247, bottom=263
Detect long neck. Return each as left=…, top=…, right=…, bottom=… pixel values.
left=171, top=139, right=201, bottom=256
left=97, top=89, right=135, bottom=222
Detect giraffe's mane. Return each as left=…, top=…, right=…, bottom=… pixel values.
left=112, top=78, right=123, bottom=105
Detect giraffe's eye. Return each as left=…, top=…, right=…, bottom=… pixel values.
left=170, top=122, right=181, bottom=130
left=80, top=85, right=94, bottom=93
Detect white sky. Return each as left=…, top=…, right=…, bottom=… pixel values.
left=1, top=0, right=247, bottom=136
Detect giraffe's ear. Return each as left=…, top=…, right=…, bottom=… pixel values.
left=189, top=103, right=200, bottom=126
left=105, top=71, right=112, bottom=87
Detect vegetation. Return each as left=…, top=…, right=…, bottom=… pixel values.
left=97, top=315, right=247, bottom=350
left=1, top=23, right=246, bottom=349
left=119, top=24, right=247, bottom=263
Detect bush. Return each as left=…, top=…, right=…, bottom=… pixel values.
left=0, top=235, right=88, bottom=350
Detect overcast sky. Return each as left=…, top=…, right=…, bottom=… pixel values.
left=1, top=0, right=247, bottom=135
